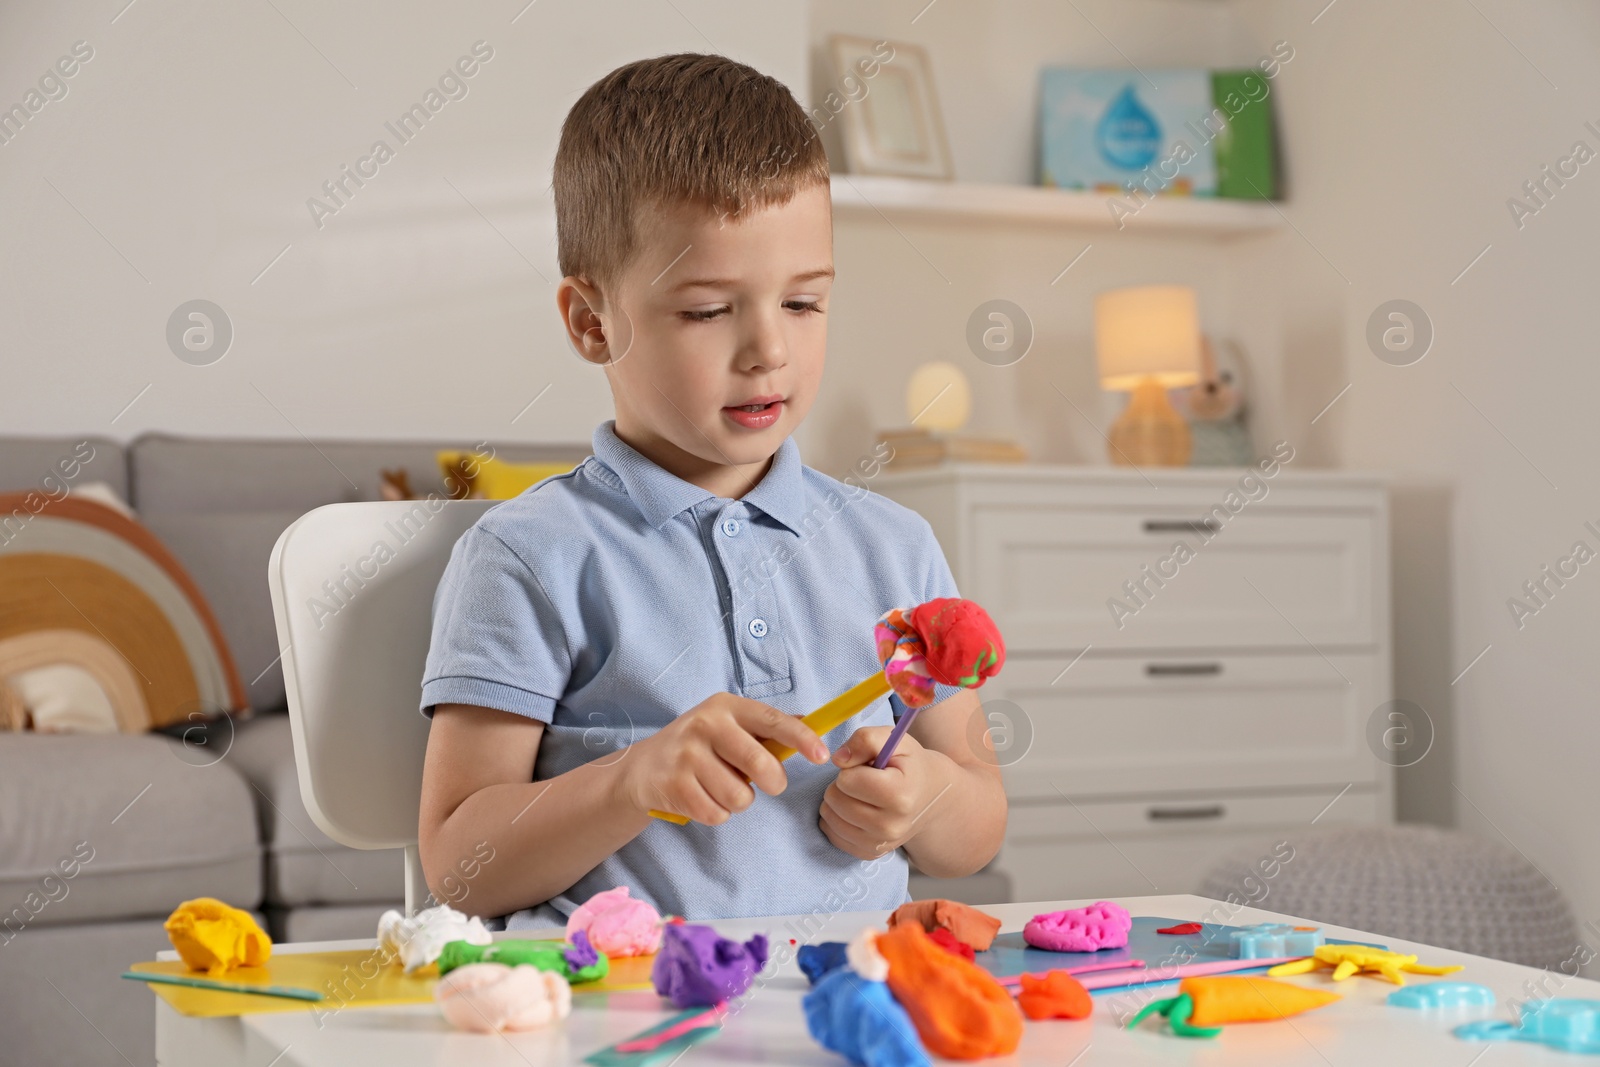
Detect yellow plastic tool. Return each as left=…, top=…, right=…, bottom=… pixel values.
left=1267, top=944, right=1464, bottom=986
left=647, top=672, right=892, bottom=824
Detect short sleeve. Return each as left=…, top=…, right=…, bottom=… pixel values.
left=419, top=524, right=572, bottom=722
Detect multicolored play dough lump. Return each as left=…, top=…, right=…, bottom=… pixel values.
left=874, top=598, right=1004, bottom=708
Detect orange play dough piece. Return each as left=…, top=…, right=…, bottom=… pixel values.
left=887, top=898, right=1003, bottom=952
left=1018, top=970, right=1093, bottom=1020
left=877, top=922, right=1023, bottom=1059
left=1182, top=976, right=1341, bottom=1027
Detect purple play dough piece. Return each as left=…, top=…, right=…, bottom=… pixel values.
left=650, top=923, right=770, bottom=1008
left=1023, top=901, right=1132, bottom=952
left=564, top=929, right=598, bottom=971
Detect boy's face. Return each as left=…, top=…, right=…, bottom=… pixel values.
left=561, top=183, right=833, bottom=497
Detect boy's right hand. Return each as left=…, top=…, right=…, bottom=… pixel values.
left=619, top=694, right=829, bottom=825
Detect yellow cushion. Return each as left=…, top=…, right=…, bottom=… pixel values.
left=436, top=452, right=576, bottom=500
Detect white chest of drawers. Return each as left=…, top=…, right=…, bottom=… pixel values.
left=874, top=463, right=1393, bottom=901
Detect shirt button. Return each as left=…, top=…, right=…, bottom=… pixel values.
left=721, top=518, right=742, bottom=537
left=748, top=618, right=768, bottom=638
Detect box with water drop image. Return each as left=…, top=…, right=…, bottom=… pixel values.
left=1038, top=68, right=1221, bottom=197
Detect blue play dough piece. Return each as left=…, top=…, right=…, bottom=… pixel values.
left=1456, top=999, right=1600, bottom=1054
left=799, top=943, right=850, bottom=986
left=1228, top=923, right=1325, bottom=960
left=1388, top=982, right=1495, bottom=1009
left=803, top=968, right=929, bottom=1067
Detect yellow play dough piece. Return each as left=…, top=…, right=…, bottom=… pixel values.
left=164, top=898, right=271, bottom=976
left=1267, top=944, right=1463, bottom=986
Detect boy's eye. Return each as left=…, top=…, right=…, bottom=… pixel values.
left=679, top=301, right=824, bottom=321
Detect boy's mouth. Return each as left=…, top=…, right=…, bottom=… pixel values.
left=723, top=395, right=784, bottom=430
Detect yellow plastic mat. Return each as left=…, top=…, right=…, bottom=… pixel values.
left=128, top=943, right=658, bottom=1018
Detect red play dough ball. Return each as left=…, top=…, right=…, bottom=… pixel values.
left=907, top=598, right=1005, bottom=688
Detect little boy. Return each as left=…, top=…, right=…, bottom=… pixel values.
left=417, top=53, right=1005, bottom=930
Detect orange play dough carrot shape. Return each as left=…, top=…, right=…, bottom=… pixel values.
left=877, top=922, right=1023, bottom=1059
left=1182, top=976, right=1341, bottom=1027
left=1130, top=975, right=1340, bottom=1037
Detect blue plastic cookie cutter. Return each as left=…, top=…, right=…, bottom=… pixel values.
left=1227, top=923, right=1325, bottom=960
left=1388, top=982, right=1495, bottom=1009
left=1456, top=998, right=1600, bottom=1054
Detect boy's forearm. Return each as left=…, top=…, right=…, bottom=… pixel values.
left=426, top=756, right=649, bottom=920
left=902, top=753, right=1007, bottom=879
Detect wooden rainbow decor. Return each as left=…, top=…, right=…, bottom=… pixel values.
left=0, top=494, right=246, bottom=731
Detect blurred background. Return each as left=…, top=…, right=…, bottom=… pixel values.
left=4, top=1, right=1600, bottom=1064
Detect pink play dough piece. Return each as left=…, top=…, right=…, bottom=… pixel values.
left=1023, top=901, right=1132, bottom=953
left=565, top=886, right=663, bottom=957
left=435, top=962, right=571, bottom=1033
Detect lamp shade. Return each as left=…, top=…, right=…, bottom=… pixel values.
left=1094, top=285, right=1202, bottom=391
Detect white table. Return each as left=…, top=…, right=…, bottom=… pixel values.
left=155, top=895, right=1595, bottom=1065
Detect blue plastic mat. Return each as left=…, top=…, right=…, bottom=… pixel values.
left=975, top=916, right=1377, bottom=993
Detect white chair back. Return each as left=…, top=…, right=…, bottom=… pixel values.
left=267, top=499, right=495, bottom=916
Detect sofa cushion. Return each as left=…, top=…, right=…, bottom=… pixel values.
left=0, top=437, right=125, bottom=500
left=140, top=510, right=304, bottom=712
left=0, top=916, right=171, bottom=1067
left=128, top=434, right=589, bottom=713
left=281, top=901, right=402, bottom=945
left=0, top=733, right=260, bottom=927
left=227, top=713, right=405, bottom=907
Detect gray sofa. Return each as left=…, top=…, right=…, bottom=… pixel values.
left=0, top=433, right=1010, bottom=1067
left=0, top=433, right=588, bottom=1067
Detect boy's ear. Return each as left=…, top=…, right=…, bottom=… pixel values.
left=556, top=276, right=614, bottom=366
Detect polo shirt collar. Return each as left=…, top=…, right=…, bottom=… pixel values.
left=591, top=420, right=807, bottom=535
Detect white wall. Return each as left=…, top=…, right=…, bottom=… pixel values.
left=0, top=0, right=804, bottom=446
left=1226, top=0, right=1600, bottom=944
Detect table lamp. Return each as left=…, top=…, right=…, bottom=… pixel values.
left=1094, top=284, right=1202, bottom=467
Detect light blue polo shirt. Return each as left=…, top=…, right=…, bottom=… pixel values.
left=420, top=420, right=963, bottom=931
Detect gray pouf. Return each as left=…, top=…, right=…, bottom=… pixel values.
left=1198, top=825, right=1578, bottom=970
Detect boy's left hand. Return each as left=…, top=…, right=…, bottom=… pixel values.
left=819, top=726, right=952, bottom=861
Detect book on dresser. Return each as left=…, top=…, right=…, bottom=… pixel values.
left=873, top=464, right=1392, bottom=902
left=878, top=427, right=1029, bottom=468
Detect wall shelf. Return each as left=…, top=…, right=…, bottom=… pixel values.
left=830, top=173, right=1285, bottom=239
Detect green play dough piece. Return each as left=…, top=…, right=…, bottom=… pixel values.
left=436, top=938, right=609, bottom=983
left=1126, top=993, right=1221, bottom=1038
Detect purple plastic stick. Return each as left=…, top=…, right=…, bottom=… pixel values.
left=872, top=704, right=923, bottom=769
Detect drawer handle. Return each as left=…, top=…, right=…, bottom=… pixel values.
left=1144, top=519, right=1221, bottom=535
left=1145, top=662, right=1223, bottom=677
left=1147, top=804, right=1226, bottom=822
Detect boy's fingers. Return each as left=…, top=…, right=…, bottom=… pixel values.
left=832, top=727, right=891, bottom=769
left=738, top=701, right=827, bottom=763
left=672, top=776, right=729, bottom=826
left=819, top=793, right=871, bottom=839
left=820, top=785, right=879, bottom=831
left=714, top=729, right=788, bottom=797
left=834, top=762, right=903, bottom=807
left=701, top=755, right=758, bottom=815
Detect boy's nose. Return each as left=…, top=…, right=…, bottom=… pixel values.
left=739, top=313, right=789, bottom=371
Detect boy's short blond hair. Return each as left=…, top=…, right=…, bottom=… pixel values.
left=553, top=53, right=830, bottom=292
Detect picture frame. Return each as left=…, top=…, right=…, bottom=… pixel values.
left=826, top=35, right=953, bottom=181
